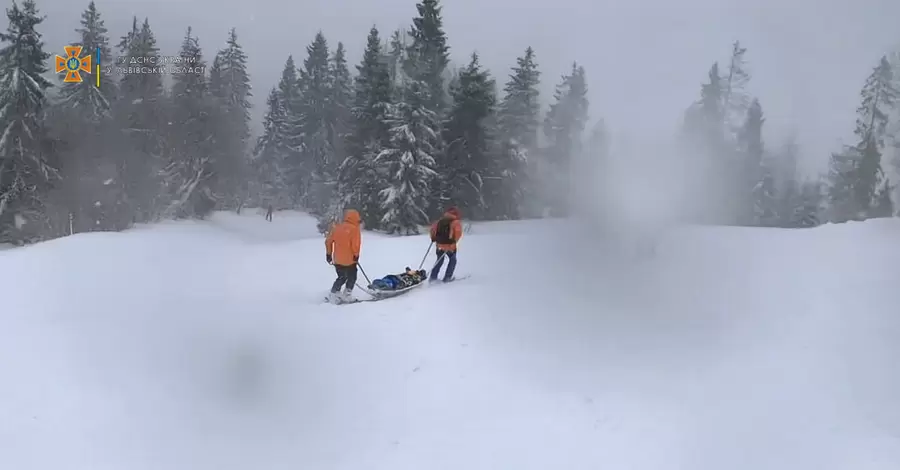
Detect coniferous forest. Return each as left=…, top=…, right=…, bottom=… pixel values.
left=0, top=0, right=898, bottom=245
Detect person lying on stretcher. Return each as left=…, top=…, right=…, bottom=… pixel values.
left=370, top=268, right=428, bottom=291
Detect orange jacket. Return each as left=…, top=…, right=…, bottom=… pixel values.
left=430, top=210, right=463, bottom=251
left=325, top=209, right=361, bottom=266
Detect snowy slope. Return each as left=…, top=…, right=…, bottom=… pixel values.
left=1, top=212, right=900, bottom=470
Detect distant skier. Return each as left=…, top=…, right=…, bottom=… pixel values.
left=429, top=206, right=463, bottom=282
left=325, top=209, right=362, bottom=302
left=265, top=204, right=273, bottom=222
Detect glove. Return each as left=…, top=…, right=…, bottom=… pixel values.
left=353, top=255, right=359, bottom=263
left=326, top=254, right=332, bottom=264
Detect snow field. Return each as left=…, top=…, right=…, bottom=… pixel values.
left=1, top=211, right=899, bottom=469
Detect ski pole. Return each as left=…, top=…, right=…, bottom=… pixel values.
left=417, top=241, right=434, bottom=270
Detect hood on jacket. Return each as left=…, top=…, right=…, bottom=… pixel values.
left=343, top=209, right=361, bottom=225
left=444, top=206, right=460, bottom=219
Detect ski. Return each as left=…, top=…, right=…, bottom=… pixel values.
left=429, top=274, right=471, bottom=284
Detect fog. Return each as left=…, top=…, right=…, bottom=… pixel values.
left=37, top=0, right=900, bottom=173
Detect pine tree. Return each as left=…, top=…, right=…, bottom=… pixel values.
left=828, top=56, right=898, bottom=221
left=212, top=29, right=251, bottom=140
left=738, top=99, right=773, bottom=225
left=699, top=63, right=726, bottom=153
left=210, top=28, right=252, bottom=210
left=722, top=41, right=751, bottom=140
left=542, top=62, right=589, bottom=217
left=313, top=41, right=354, bottom=232
left=275, top=54, right=305, bottom=206
left=793, top=179, right=823, bottom=227
left=773, top=134, right=801, bottom=226
left=496, top=46, right=541, bottom=218
left=296, top=32, right=334, bottom=217
left=682, top=61, right=741, bottom=224
left=58, top=1, right=115, bottom=120
left=253, top=87, right=292, bottom=210
left=161, top=27, right=216, bottom=218
left=0, top=0, right=54, bottom=241
left=498, top=47, right=541, bottom=151
left=115, top=17, right=165, bottom=223
left=442, top=53, right=496, bottom=219
left=43, top=1, right=125, bottom=233
left=376, top=80, right=439, bottom=234
left=341, top=26, right=392, bottom=229
left=208, top=54, right=221, bottom=95
left=387, top=28, right=407, bottom=90
left=405, top=0, right=449, bottom=115
left=118, top=18, right=162, bottom=106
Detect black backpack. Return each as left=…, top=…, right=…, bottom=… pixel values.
left=434, top=217, right=454, bottom=244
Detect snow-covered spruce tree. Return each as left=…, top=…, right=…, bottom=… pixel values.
left=386, top=27, right=408, bottom=92
left=43, top=1, right=127, bottom=233
left=721, top=41, right=751, bottom=141
left=376, top=79, right=439, bottom=234
left=160, top=27, right=217, bottom=219
left=442, top=53, right=496, bottom=220
left=542, top=62, right=589, bottom=217
left=0, top=0, right=54, bottom=242
left=889, top=51, right=900, bottom=211
left=115, top=17, right=165, bottom=223
left=682, top=61, right=743, bottom=224
left=404, top=0, right=450, bottom=213
left=341, top=26, right=392, bottom=230
left=207, top=54, right=221, bottom=93
left=252, top=87, right=292, bottom=211
left=209, top=28, right=252, bottom=210
left=772, top=134, right=800, bottom=226
left=296, top=32, right=334, bottom=220
left=737, top=99, right=776, bottom=225
left=405, top=0, right=449, bottom=115
left=316, top=41, right=354, bottom=233
left=793, top=178, right=824, bottom=227
left=495, top=46, right=541, bottom=219
left=59, top=1, right=116, bottom=120
left=828, top=56, right=898, bottom=222
left=273, top=54, right=306, bottom=206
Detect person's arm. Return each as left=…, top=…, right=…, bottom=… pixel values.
left=452, top=220, right=463, bottom=242
left=325, top=228, right=334, bottom=255
left=351, top=227, right=361, bottom=261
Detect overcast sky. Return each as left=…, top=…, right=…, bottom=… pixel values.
left=36, top=0, right=900, bottom=172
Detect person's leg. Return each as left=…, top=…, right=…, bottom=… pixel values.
left=332, top=265, right=348, bottom=293
left=344, top=264, right=358, bottom=291
left=340, top=265, right=358, bottom=301
left=430, top=250, right=446, bottom=281
left=443, top=250, right=457, bottom=281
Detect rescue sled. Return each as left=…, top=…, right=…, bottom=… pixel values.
left=363, top=268, right=428, bottom=300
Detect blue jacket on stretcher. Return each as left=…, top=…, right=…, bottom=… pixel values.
left=371, top=268, right=427, bottom=290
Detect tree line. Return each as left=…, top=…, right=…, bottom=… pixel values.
left=0, top=0, right=896, bottom=244
left=681, top=42, right=900, bottom=227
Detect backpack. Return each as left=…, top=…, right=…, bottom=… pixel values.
left=433, top=217, right=454, bottom=244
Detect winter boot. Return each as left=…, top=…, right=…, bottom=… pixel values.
left=328, top=291, right=342, bottom=304
left=341, top=288, right=355, bottom=303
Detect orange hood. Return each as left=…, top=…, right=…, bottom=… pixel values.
left=343, top=209, right=361, bottom=225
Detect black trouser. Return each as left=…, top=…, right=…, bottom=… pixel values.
left=430, top=249, right=457, bottom=281
left=331, top=264, right=358, bottom=293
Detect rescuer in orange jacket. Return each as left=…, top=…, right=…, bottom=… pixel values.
left=325, top=209, right=362, bottom=301
left=429, top=206, right=463, bottom=282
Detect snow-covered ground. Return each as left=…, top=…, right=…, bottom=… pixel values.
left=2, top=210, right=900, bottom=470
